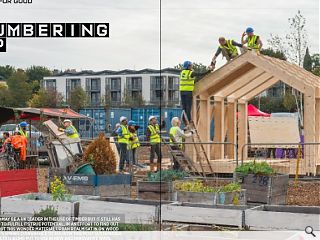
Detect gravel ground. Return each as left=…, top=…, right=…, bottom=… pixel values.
left=287, top=180, right=320, bottom=206
left=37, top=167, right=48, bottom=193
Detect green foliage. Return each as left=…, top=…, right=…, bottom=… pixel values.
left=50, top=176, right=69, bottom=201
left=303, top=47, right=312, bottom=72
left=33, top=205, right=58, bottom=218
left=283, top=92, right=297, bottom=112
left=26, top=65, right=52, bottom=83
left=249, top=96, right=287, bottom=113
left=0, top=65, right=15, bottom=80
left=174, top=62, right=209, bottom=81
left=260, top=48, right=287, bottom=60
left=6, top=69, right=32, bottom=107
left=147, top=169, right=189, bottom=182
left=28, top=88, right=64, bottom=108
left=312, top=66, right=320, bottom=76
left=235, top=161, right=275, bottom=176
left=0, top=84, right=10, bottom=107
left=118, top=224, right=155, bottom=231
left=67, top=86, right=87, bottom=110
left=175, top=181, right=241, bottom=193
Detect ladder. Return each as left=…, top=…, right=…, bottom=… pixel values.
left=181, top=110, right=214, bottom=176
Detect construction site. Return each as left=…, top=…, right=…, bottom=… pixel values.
left=0, top=49, right=319, bottom=235
left=1, top=0, right=320, bottom=238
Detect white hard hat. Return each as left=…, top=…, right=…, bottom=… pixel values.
left=171, top=117, right=180, bottom=126
left=120, top=116, right=127, bottom=122
left=149, top=116, right=156, bottom=122
left=63, top=119, right=72, bottom=123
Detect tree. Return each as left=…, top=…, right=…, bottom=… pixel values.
left=0, top=65, right=15, bottom=80
left=283, top=92, right=296, bottom=112
left=174, top=62, right=209, bottom=81
left=67, top=86, right=87, bottom=111
left=303, top=47, right=312, bottom=72
left=0, top=84, right=10, bottom=107
left=6, top=69, right=32, bottom=107
left=268, top=10, right=308, bottom=66
left=28, top=88, right=64, bottom=108
left=26, top=65, right=52, bottom=83
left=260, top=48, right=287, bottom=60
left=26, top=65, right=52, bottom=93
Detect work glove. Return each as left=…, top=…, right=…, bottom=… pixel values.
left=58, top=128, right=64, bottom=132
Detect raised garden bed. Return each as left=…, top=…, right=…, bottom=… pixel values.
left=174, top=181, right=246, bottom=205
left=79, top=197, right=171, bottom=224
left=0, top=193, right=96, bottom=217
left=161, top=202, right=247, bottom=228
left=234, top=162, right=289, bottom=204
left=245, top=205, right=320, bottom=230
left=49, top=168, right=131, bottom=197
left=234, top=173, right=289, bottom=204
left=137, top=181, right=175, bottom=201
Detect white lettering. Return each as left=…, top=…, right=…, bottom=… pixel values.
left=82, top=25, right=93, bottom=36
left=52, top=24, right=63, bottom=37
left=23, top=24, right=34, bottom=37
left=97, top=25, right=108, bottom=37
left=7, top=24, right=20, bottom=37
left=38, top=24, right=48, bottom=37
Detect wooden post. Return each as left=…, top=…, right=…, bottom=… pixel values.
left=213, top=96, right=225, bottom=159
left=315, top=98, right=320, bottom=174
left=238, top=100, right=248, bottom=160
left=226, top=99, right=237, bottom=159
left=304, top=91, right=316, bottom=175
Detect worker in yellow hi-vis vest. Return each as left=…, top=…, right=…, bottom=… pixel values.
left=241, top=27, right=263, bottom=52
left=59, top=119, right=80, bottom=139
left=116, top=116, right=130, bottom=172
left=146, top=116, right=161, bottom=172
left=210, top=37, right=246, bottom=69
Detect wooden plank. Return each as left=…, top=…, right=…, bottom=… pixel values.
left=245, top=205, right=320, bottom=230
left=213, top=97, right=224, bottom=159
left=238, top=102, right=248, bottom=160
left=248, top=117, right=300, bottom=147
left=161, top=204, right=244, bottom=228
left=241, top=77, right=279, bottom=101
left=137, top=181, right=173, bottom=193
left=98, top=184, right=131, bottom=198
left=79, top=200, right=158, bottom=224
left=226, top=101, right=236, bottom=159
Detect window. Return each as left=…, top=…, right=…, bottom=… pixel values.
left=90, top=92, right=100, bottom=105
left=45, top=79, right=56, bottom=90
left=126, top=77, right=142, bottom=90
left=168, top=76, right=179, bottom=90
left=111, top=91, right=121, bottom=102
left=151, top=76, right=165, bottom=90
left=86, top=78, right=101, bottom=91
left=66, top=78, right=81, bottom=100
left=106, top=77, right=121, bottom=91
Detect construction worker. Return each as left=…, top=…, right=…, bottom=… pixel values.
left=19, top=121, right=28, bottom=138
left=211, top=37, right=246, bottom=68
left=241, top=27, right=263, bottom=52
left=180, top=61, right=195, bottom=125
left=11, top=132, right=27, bottom=168
left=59, top=119, right=80, bottom=139
left=116, top=116, right=130, bottom=172
left=169, top=117, right=195, bottom=170
left=128, top=120, right=140, bottom=168
left=1, top=132, right=11, bottom=153
left=146, top=116, right=161, bottom=172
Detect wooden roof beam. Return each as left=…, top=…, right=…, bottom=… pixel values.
left=214, top=68, right=265, bottom=98
left=228, top=73, right=274, bottom=100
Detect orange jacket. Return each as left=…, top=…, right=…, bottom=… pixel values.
left=11, top=135, right=27, bottom=161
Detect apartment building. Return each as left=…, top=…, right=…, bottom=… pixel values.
left=42, top=68, right=181, bottom=107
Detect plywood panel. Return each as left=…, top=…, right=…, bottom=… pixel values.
left=248, top=117, right=300, bottom=148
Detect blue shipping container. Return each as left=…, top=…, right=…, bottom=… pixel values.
left=107, top=108, right=132, bottom=133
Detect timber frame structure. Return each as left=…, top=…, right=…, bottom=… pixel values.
left=192, top=51, right=320, bottom=175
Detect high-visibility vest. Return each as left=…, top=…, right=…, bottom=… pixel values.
left=148, top=124, right=161, bottom=144
left=220, top=39, right=238, bottom=56
left=118, top=125, right=130, bottom=144
left=169, top=126, right=182, bottom=148
left=67, top=125, right=80, bottom=139
left=179, top=69, right=195, bottom=92
left=247, top=35, right=260, bottom=49
left=128, top=132, right=140, bottom=150
left=19, top=129, right=28, bottom=138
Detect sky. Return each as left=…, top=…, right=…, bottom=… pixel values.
left=0, top=0, right=319, bottom=71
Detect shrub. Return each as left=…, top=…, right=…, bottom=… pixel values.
left=235, top=161, right=275, bottom=176
left=83, top=133, right=116, bottom=174
left=50, top=176, right=68, bottom=201
left=147, top=169, right=189, bottom=182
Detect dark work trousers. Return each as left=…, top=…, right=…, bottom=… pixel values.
left=119, top=143, right=128, bottom=171
left=150, top=143, right=161, bottom=164
left=128, top=148, right=137, bottom=165
left=170, top=145, right=181, bottom=170
left=180, top=91, right=193, bottom=122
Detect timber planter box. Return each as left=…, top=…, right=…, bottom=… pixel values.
left=79, top=197, right=171, bottom=224
left=234, top=173, right=289, bottom=204
left=245, top=205, right=320, bottom=230
left=161, top=202, right=247, bottom=228
left=49, top=168, right=132, bottom=197
left=176, top=190, right=246, bottom=205
left=137, top=181, right=174, bottom=201
left=96, top=174, right=131, bottom=198
left=0, top=193, right=94, bottom=217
